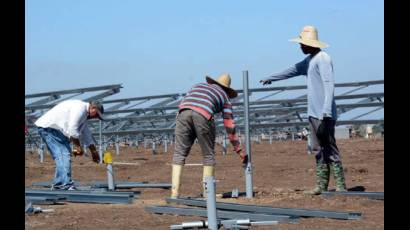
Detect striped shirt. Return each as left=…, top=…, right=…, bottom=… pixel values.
left=179, top=83, right=241, bottom=152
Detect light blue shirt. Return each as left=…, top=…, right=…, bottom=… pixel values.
left=263, top=51, right=337, bottom=120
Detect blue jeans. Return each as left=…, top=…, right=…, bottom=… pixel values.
left=37, top=127, right=73, bottom=188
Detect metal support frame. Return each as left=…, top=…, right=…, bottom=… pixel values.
left=243, top=71, right=253, bottom=199
left=166, top=198, right=362, bottom=220
left=145, top=206, right=297, bottom=223
left=321, top=191, right=384, bottom=200
left=204, top=176, right=218, bottom=230
left=25, top=189, right=138, bottom=204
left=25, top=80, right=384, bottom=149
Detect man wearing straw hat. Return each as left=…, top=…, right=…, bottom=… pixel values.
left=170, top=74, right=247, bottom=198
left=260, top=25, right=347, bottom=195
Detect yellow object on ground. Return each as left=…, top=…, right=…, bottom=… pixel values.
left=103, top=151, right=113, bottom=164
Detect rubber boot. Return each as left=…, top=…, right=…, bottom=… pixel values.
left=331, top=162, right=347, bottom=192
left=171, top=164, right=183, bottom=198
left=304, top=163, right=330, bottom=195
left=202, top=165, right=215, bottom=198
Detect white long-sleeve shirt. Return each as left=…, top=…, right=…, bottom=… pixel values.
left=263, top=51, right=337, bottom=120
left=34, top=100, right=95, bottom=146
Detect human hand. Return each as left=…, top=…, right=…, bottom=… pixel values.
left=259, top=79, right=272, bottom=85
left=72, top=145, right=83, bottom=157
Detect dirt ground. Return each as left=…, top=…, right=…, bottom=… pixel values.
left=25, top=138, right=384, bottom=230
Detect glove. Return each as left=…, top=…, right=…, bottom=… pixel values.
left=234, top=145, right=248, bottom=167
left=316, top=116, right=332, bottom=146
left=90, top=150, right=100, bottom=163
left=88, top=144, right=100, bottom=163
left=259, top=79, right=272, bottom=85
left=239, top=152, right=248, bottom=168
left=72, top=145, right=84, bottom=157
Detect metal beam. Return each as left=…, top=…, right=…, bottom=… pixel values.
left=231, top=93, right=384, bottom=107
left=26, top=95, right=61, bottom=106
left=166, top=198, right=361, bottom=220
left=26, top=84, right=122, bottom=99
left=234, top=80, right=384, bottom=94
left=102, top=93, right=183, bottom=104
left=25, top=189, right=138, bottom=204
left=145, top=206, right=297, bottom=223
left=321, top=191, right=384, bottom=200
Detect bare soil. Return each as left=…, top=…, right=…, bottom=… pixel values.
left=25, top=138, right=384, bottom=230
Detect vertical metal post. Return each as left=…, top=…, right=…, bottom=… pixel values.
left=222, top=134, right=227, bottom=155
left=269, top=133, right=272, bottom=145
left=144, top=139, right=148, bottom=149
left=107, top=164, right=115, bottom=190
left=115, top=135, right=120, bottom=155
left=243, top=70, right=253, bottom=199
left=152, top=141, right=156, bottom=154
left=38, top=139, right=44, bottom=163
left=292, top=132, right=295, bottom=141
left=307, top=131, right=312, bottom=154
left=204, top=176, right=218, bottom=230
left=164, top=137, right=168, bottom=153
left=104, top=152, right=115, bottom=191
left=99, top=120, right=103, bottom=164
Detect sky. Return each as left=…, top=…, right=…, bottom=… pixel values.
left=25, top=0, right=384, bottom=119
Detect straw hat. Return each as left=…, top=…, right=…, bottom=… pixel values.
left=206, top=74, right=238, bottom=98
left=289, top=25, right=329, bottom=48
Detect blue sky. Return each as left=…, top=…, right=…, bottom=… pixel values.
left=25, top=0, right=384, bottom=109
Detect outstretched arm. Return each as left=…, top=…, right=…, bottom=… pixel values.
left=260, top=58, right=309, bottom=85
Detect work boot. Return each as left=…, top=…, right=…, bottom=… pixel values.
left=304, top=163, right=330, bottom=195
left=171, top=164, right=183, bottom=198
left=331, top=162, right=347, bottom=192
left=202, top=165, right=215, bottom=198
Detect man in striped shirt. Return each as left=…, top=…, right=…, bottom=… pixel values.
left=171, top=74, right=247, bottom=198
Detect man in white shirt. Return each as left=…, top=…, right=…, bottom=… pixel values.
left=35, top=100, right=103, bottom=190
left=260, top=25, right=347, bottom=195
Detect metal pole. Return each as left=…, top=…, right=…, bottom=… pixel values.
left=107, top=164, right=115, bottom=190
left=269, top=133, right=272, bottom=145
left=38, top=139, right=44, bottom=163
left=164, top=137, right=168, bottom=153
left=104, top=152, right=115, bottom=191
left=307, top=132, right=312, bottom=154
left=99, top=120, right=103, bottom=164
left=243, top=70, right=253, bottom=199
left=152, top=141, right=156, bottom=154
left=204, top=176, right=218, bottom=230
left=222, top=134, right=227, bottom=155
left=115, top=135, right=120, bottom=155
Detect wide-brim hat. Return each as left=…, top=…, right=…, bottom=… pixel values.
left=206, top=74, right=238, bottom=98
left=289, top=25, right=329, bottom=48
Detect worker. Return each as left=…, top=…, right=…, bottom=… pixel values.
left=34, top=100, right=103, bottom=190
left=171, top=74, right=247, bottom=198
left=260, top=25, right=347, bottom=194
